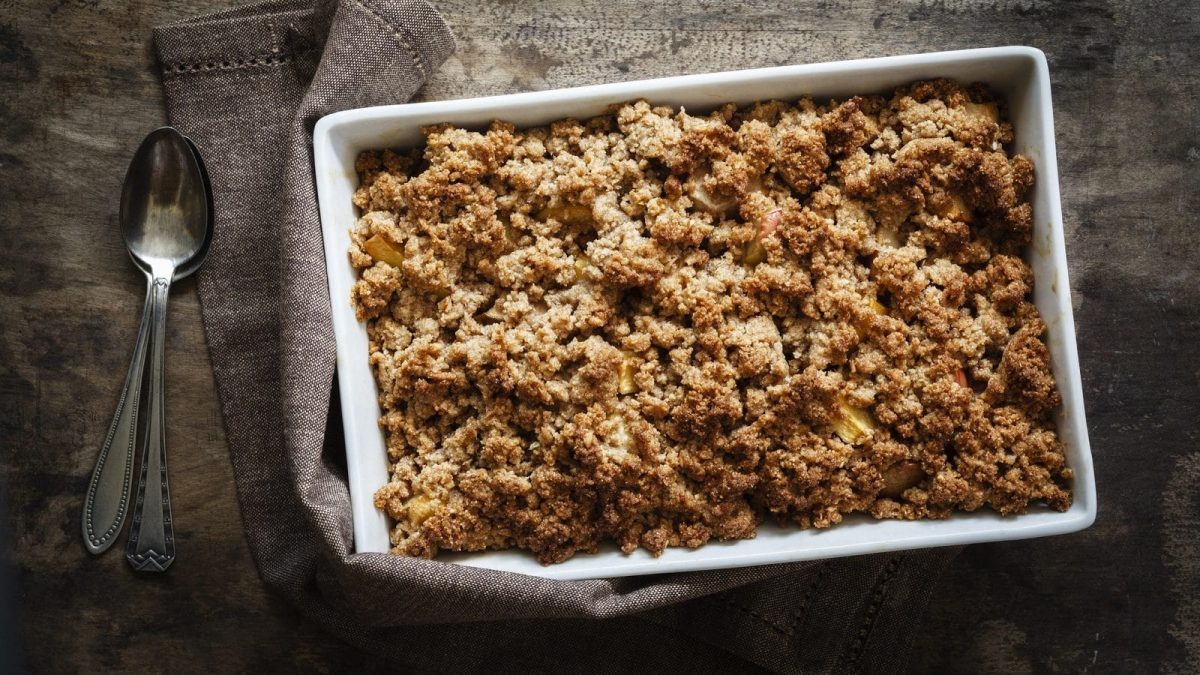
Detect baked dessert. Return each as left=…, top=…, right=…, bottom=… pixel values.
left=349, top=78, right=1073, bottom=565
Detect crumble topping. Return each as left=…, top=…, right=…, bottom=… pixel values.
left=350, top=79, right=1073, bottom=564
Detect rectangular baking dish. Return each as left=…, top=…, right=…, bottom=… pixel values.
left=313, top=46, right=1095, bottom=580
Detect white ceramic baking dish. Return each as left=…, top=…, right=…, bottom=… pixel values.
left=313, top=46, right=1096, bottom=580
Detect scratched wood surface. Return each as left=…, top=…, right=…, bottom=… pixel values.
left=1, top=0, right=1197, bottom=672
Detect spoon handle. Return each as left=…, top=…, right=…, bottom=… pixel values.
left=81, top=278, right=154, bottom=554
left=125, top=275, right=177, bottom=572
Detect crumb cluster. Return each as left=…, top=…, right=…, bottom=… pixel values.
left=349, top=79, right=1073, bottom=564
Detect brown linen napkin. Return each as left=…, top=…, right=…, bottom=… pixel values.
left=153, top=0, right=958, bottom=670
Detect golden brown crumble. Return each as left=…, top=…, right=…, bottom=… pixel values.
left=349, top=79, right=1073, bottom=564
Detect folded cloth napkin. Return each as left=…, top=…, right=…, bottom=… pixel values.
left=153, top=0, right=957, bottom=670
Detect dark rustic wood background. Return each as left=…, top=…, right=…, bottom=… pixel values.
left=2, top=0, right=1197, bottom=672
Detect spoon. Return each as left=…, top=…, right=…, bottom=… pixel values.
left=81, top=127, right=211, bottom=573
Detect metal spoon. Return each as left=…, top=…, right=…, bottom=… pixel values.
left=81, top=128, right=211, bottom=573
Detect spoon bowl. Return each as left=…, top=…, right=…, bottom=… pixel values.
left=120, top=128, right=209, bottom=276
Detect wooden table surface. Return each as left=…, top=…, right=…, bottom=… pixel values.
left=2, top=0, right=1197, bottom=671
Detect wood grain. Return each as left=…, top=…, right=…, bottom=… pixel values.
left=1, top=0, right=1197, bottom=672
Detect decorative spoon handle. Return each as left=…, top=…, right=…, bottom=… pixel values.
left=125, top=273, right=176, bottom=572
left=81, top=277, right=153, bottom=554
